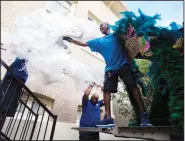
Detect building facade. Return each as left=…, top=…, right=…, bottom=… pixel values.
left=1, top=1, right=129, bottom=139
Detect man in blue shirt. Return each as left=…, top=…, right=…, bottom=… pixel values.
left=0, top=57, right=28, bottom=117
left=79, top=82, right=105, bottom=140
left=63, top=22, right=152, bottom=127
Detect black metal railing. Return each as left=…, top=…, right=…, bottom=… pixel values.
left=0, top=59, right=57, bottom=140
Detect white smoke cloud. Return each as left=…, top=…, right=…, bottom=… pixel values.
left=3, top=9, right=104, bottom=92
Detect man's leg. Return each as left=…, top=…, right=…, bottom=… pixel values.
left=97, top=71, right=118, bottom=125
left=119, top=64, right=152, bottom=126
left=127, top=88, right=141, bottom=126
left=127, top=85, right=145, bottom=115
left=91, top=133, right=100, bottom=141
left=103, top=91, right=111, bottom=117
left=136, top=79, right=147, bottom=97
left=79, top=133, right=99, bottom=141
left=79, top=133, right=86, bottom=141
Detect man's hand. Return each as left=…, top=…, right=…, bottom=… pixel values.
left=89, top=82, right=96, bottom=87
left=63, top=36, right=73, bottom=42
left=82, top=82, right=95, bottom=103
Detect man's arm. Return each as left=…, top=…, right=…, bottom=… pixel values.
left=71, top=39, right=88, bottom=47
left=95, top=84, right=105, bottom=107
left=63, top=36, right=100, bottom=53
left=82, top=82, right=95, bottom=103
left=63, top=36, right=88, bottom=47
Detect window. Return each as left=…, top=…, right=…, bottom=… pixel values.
left=76, top=105, right=82, bottom=124
left=87, top=13, right=99, bottom=56
left=56, top=1, right=73, bottom=12
left=16, top=101, right=46, bottom=115
left=88, top=17, right=93, bottom=22
left=16, top=92, right=54, bottom=116
left=45, top=1, right=76, bottom=15
left=32, top=102, right=46, bottom=115
left=81, top=11, right=105, bottom=62
left=16, top=99, right=27, bottom=113
left=87, top=11, right=101, bottom=25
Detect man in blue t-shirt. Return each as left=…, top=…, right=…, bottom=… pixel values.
left=63, top=22, right=152, bottom=127
left=79, top=82, right=105, bottom=140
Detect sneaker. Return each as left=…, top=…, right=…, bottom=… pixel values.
left=96, top=116, right=115, bottom=127
left=140, top=112, right=153, bottom=127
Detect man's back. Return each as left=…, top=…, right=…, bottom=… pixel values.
left=87, top=33, right=131, bottom=72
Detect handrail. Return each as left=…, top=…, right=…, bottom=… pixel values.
left=1, top=59, right=56, bottom=118
left=0, top=58, right=57, bottom=140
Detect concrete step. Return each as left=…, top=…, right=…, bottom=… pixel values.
left=72, top=126, right=173, bottom=140
left=116, top=126, right=172, bottom=140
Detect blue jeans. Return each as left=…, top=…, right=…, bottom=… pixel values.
left=79, top=132, right=99, bottom=141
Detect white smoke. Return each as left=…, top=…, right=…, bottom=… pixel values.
left=4, top=9, right=104, bottom=91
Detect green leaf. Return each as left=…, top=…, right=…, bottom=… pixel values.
left=171, top=112, right=184, bottom=120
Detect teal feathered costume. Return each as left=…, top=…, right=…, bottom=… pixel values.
left=110, top=9, right=184, bottom=131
